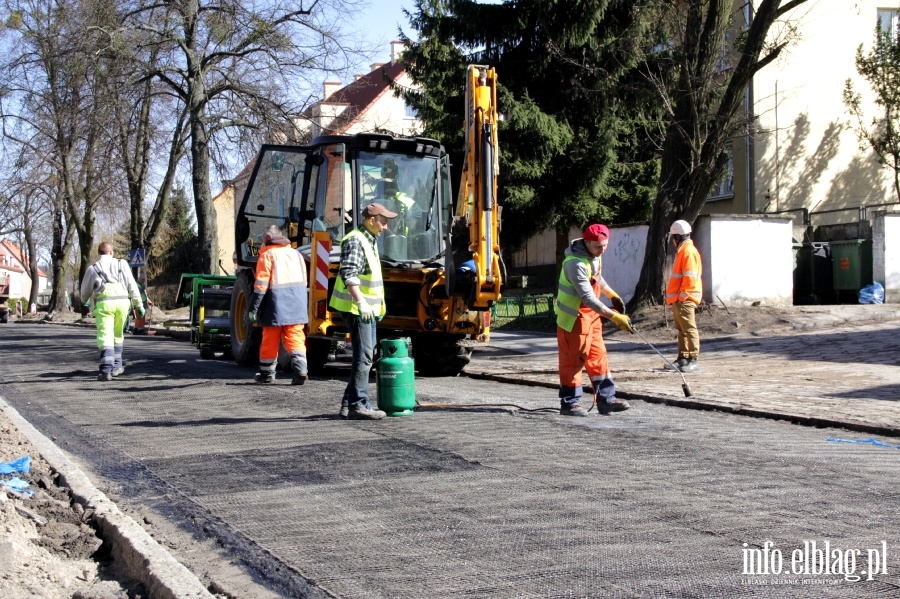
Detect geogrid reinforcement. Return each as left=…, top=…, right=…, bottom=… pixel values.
left=1, top=323, right=899, bottom=597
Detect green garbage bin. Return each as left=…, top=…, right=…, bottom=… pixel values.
left=830, top=239, right=872, bottom=292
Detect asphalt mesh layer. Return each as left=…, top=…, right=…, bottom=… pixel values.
left=1, top=324, right=898, bottom=598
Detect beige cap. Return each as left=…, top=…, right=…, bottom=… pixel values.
left=363, top=202, right=398, bottom=219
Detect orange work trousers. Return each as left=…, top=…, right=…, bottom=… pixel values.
left=259, top=324, right=306, bottom=368
left=557, top=309, right=616, bottom=405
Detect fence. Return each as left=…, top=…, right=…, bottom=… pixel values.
left=491, top=294, right=556, bottom=326
left=767, top=204, right=900, bottom=240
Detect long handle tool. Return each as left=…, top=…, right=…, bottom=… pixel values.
left=632, top=327, right=693, bottom=397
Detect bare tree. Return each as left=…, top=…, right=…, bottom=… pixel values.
left=125, top=0, right=370, bottom=274
left=0, top=0, right=124, bottom=308
left=630, top=0, right=812, bottom=308
left=844, top=13, right=900, bottom=202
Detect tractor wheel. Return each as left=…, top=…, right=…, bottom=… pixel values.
left=230, top=269, right=261, bottom=365
left=411, top=334, right=472, bottom=377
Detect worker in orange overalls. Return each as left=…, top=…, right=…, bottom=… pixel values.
left=665, top=219, right=703, bottom=373
left=248, top=225, right=309, bottom=385
left=556, top=224, right=634, bottom=416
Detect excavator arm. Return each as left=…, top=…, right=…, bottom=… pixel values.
left=457, top=65, right=502, bottom=310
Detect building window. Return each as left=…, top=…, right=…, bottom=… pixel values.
left=404, top=102, right=418, bottom=120
left=707, top=145, right=734, bottom=201
left=878, top=9, right=899, bottom=37
left=715, top=29, right=734, bottom=74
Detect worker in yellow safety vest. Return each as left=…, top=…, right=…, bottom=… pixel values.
left=329, top=202, right=398, bottom=420
left=80, top=242, right=145, bottom=381
left=556, top=224, right=634, bottom=416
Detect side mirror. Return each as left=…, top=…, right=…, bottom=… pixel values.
left=270, top=152, right=285, bottom=172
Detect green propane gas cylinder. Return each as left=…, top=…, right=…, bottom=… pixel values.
left=376, top=338, right=416, bottom=416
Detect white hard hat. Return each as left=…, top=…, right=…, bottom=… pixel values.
left=670, top=220, right=692, bottom=235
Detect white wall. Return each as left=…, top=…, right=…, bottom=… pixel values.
left=695, top=215, right=794, bottom=306
left=873, top=211, right=900, bottom=303
left=601, top=224, right=648, bottom=304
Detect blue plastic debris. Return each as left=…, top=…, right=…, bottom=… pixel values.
left=0, top=477, right=33, bottom=496
left=827, top=437, right=900, bottom=449
left=0, top=456, right=30, bottom=475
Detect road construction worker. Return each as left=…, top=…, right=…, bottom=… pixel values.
left=80, top=242, right=145, bottom=381
left=381, top=161, right=417, bottom=238
left=556, top=224, right=634, bottom=416
left=248, top=225, right=309, bottom=385
left=665, top=219, right=703, bottom=373
left=329, top=202, right=398, bottom=420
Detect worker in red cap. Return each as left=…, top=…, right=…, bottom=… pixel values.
left=555, top=223, right=634, bottom=416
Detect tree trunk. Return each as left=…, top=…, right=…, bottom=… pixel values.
left=190, top=112, right=217, bottom=274
left=50, top=185, right=76, bottom=312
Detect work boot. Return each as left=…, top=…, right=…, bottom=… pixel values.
left=664, top=357, right=688, bottom=371
left=254, top=371, right=275, bottom=384
left=112, top=366, right=125, bottom=377
left=597, top=397, right=630, bottom=414
left=97, top=372, right=113, bottom=382
left=679, top=358, right=699, bottom=373
left=291, top=372, right=308, bottom=386
left=347, top=402, right=386, bottom=420
left=559, top=402, right=589, bottom=417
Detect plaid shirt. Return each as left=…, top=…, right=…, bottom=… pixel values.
left=338, top=226, right=378, bottom=287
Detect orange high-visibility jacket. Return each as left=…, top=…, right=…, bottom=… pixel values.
left=252, top=240, right=309, bottom=325
left=666, top=239, right=702, bottom=306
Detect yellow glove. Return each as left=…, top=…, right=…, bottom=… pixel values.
left=608, top=291, right=626, bottom=314
left=610, top=312, right=634, bottom=333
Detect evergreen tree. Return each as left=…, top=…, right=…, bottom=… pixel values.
left=147, top=186, right=198, bottom=287
left=400, top=0, right=665, bottom=251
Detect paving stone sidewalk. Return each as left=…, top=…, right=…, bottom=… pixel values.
left=467, top=304, right=900, bottom=437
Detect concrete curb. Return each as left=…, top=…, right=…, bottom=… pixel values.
left=464, top=371, right=900, bottom=439
left=0, top=397, right=213, bottom=599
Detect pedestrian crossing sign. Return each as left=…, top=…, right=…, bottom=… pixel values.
left=129, top=248, right=145, bottom=267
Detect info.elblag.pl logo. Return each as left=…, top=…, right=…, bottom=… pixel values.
left=741, top=540, right=889, bottom=584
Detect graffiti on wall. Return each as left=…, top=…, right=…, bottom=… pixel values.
left=611, top=231, right=642, bottom=265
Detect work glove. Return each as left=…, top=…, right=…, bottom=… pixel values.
left=355, top=300, right=374, bottom=324
left=135, top=306, right=145, bottom=318
left=608, top=291, right=626, bottom=315
left=248, top=311, right=258, bottom=324
left=610, top=312, right=635, bottom=333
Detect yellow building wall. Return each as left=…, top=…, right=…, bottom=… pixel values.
left=213, top=186, right=235, bottom=275
left=751, top=1, right=896, bottom=217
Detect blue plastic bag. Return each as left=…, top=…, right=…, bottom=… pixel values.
left=859, top=282, right=885, bottom=304
left=0, top=456, right=30, bottom=475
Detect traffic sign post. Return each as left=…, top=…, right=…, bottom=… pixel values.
left=129, top=248, right=145, bottom=267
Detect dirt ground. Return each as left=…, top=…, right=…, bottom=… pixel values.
left=0, top=300, right=821, bottom=597
left=2, top=308, right=187, bottom=597
left=619, top=300, right=798, bottom=342
left=0, top=410, right=145, bottom=598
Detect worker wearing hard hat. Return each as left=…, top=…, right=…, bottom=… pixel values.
left=556, top=223, right=634, bottom=416
left=248, top=225, right=309, bottom=385
left=665, top=219, right=703, bottom=373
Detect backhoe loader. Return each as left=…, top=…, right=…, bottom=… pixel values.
left=229, top=65, right=502, bottom=376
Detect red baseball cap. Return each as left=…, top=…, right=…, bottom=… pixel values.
left=583, top=224, right=610, bottom=241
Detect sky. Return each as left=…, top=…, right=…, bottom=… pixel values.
left=349, top=0, right=417, bottom=72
